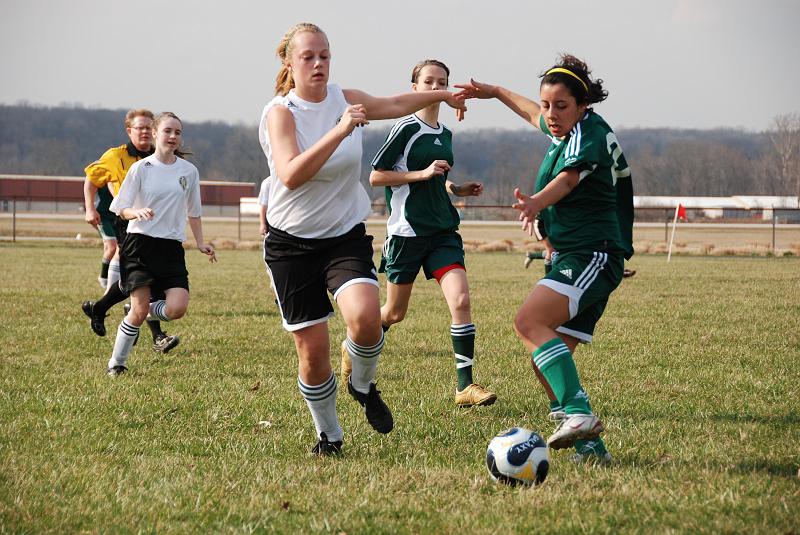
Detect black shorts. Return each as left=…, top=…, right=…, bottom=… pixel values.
left=120, top=233, right=189, bottom=295
left=264, top=223, right=378, bottom=331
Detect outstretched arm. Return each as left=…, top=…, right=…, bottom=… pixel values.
left=512, top=168, right=579, bottom=235
left=454, top=79, right=542, bottom=129
left=343, top=89, right=466, bottom=121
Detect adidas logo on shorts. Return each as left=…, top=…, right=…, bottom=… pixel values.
left=559, top=268, right=573, bottom=279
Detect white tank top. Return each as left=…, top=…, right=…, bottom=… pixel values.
left=258, top=84, right=369, bottom=239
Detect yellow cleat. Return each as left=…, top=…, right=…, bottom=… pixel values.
left=455, top=383, right=497, bottom=407
left=340, top=340, right=352, bottom=382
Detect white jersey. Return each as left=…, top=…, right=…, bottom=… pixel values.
left=258, top=84, right=368, bottom=239
left=258, top=176, right=271, bottom=207
left=110, top=154, right=202, bottom=242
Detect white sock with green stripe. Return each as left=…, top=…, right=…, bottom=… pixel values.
left=298, top=373, right=343, bottom=442
left=345, top=333, right=384, bottom=395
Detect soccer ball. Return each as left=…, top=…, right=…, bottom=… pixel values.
left=486, top=427, right=549, bottom=486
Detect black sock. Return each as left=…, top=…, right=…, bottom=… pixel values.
left=146, top=319, right=164, bottom=340
left=93, top=282, right=127, bottom=316
left=100, top=259, right=110, bottom=279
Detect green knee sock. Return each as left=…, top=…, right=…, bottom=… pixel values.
left=452, top=323, right=475, bottom=391
left=532, top=338, right=591, bottom=415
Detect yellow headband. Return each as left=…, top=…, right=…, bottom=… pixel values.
left=545, top=67, right=588, bottom=93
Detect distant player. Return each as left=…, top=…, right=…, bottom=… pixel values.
left=364, top=59, right=496, bottom=407
left=106, top=112, right=216, bottom=375
left=81, top=109, right=179, bottom=353
left=83, top=182, right=118, bottom=289
left=458, top=54, right=634, bottom=464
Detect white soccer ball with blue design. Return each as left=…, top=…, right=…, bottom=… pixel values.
left=486, top=427, right=549, bottom=486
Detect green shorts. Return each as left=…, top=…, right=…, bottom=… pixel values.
left=379, top=231, right=465, bottom=284
left=98, top=214, right=117, bottom=241
left=537, top=250, right=623, bottom=343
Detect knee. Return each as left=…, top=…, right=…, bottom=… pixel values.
left=348, top=313, right=382, bottom=343
left=127, top=303, right=149, bottom=326
left=450, top=292, right=471, bottom=315
left=165, top=302, right=187, bottom=320
left=383, top=305, right=406, bottom=326
left=513, top=310, right=538, bottom=341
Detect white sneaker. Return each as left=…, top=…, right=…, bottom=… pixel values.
left=547, top=413, right=604, bottom=450
left=523, top=256, right=533, bottom=269
left=548, top=409, right=567, bottom=422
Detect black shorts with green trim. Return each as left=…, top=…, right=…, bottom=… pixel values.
left=379, top=231, right=465, bottom=284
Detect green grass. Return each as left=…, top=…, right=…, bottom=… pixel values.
left=1, top=243, right=799, bottom=534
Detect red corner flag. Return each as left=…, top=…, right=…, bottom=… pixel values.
left=677, top=203, right=687, bottom=221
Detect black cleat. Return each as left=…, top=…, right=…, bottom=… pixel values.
left=106, top=365, right=128, bottom=376
left=153, top=334, right=179, bottom=354
left=347, top=378, right=394, bottom=434
left=82, top=300, right=107, bottom=337
left=311, top=432, right=343, bottom=456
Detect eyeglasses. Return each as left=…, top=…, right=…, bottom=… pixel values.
left=130, top=126, right=152, bottom=132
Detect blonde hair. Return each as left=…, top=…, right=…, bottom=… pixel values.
left=124, top=108, right=154, bottom=128
left=275, top=23, right=327, bottom=96
left=153, top=111, right=192, bottom=158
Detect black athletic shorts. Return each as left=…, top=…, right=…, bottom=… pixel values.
left=264, top=223, right=378, bottom=331
left=120, top=233, right=189, bottom=294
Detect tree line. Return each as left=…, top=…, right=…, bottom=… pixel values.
left=1, top=104, right=797, bottom=202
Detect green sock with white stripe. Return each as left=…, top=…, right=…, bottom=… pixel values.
left=532, top=338, right=591, bottom=415
left=452, top=323, right=475, bottom=391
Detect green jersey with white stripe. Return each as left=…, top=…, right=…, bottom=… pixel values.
left=536, top=110, right=634, bottom=258
left=372, top=114, right=459, bottom=237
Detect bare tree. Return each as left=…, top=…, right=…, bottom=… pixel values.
left=767, top=112, right=800, bottom=203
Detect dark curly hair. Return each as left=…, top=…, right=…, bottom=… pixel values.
left=540, top=54, right=608, bottom=105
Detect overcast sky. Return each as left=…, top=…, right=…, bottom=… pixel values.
left=2, top=0, right=798, bottom=132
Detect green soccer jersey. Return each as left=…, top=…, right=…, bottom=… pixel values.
left=372, top=115, right=460, bottom=237
left=536, top=110, right=634, bottom=259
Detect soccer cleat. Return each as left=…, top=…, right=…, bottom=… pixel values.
left=623, top=268, right=637, bottom=278
left=524, top=255, right=534, bottom=269
left=455, top=383, right=498, bottom=407
left=570, top=440, right=613, bottom=465
left=547, top=413, right=604, bottom=450
left=347, top=378, right=393, bottom=434
left=548, top=409, right=567, bottom=422
left=340, top=340, right=352, bottom=382
left=82, top=300, right=107, bottom=337
left=153, top=334, right=179, bottom=354
left=106, top=365, right=128, bottom=376
left=311, top=432, right=343, bottom=456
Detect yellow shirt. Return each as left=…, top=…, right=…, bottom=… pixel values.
left=84, top=143, right=150, bottom=197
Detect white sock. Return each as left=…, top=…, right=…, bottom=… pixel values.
left=108, top=320, right=139, bottom=369
left=148, top=300, right=171, bottom=322
left=107, top=260, right=121, bottom=289
left=298, top=374, right=343, bottom=442
left=346, top=333, right=384, bottom=395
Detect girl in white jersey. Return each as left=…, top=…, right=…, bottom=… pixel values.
left=260, top=23, right=466, bottom=456
left=107, top=112, right=217, bottom=376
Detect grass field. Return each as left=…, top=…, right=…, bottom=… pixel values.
left=1, top=243, right=799, bottom=533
